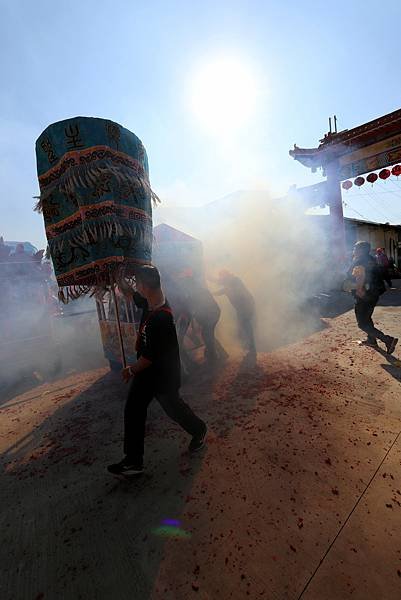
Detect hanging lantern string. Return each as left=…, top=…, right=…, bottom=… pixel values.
left=379, top=168, right=391, bottom=181
left=342, top=165, right=401, bottom=190
left=366, top=172, right=378, bottom=186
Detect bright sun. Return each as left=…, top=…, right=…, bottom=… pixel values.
left=189, top=57, right=259, bottom=135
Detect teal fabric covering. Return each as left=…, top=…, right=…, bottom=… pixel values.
left=35, top=116, right=155, bottom=296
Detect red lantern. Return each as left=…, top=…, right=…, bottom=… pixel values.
left=342, top=180, right=352, bottom=190
left=354, top=176, right=365, bottom=187
left=379, top=168, right=390, bottom=180
left=392, top=164, right=401, bottom=177
left=367, top=172, right=378, bottom=184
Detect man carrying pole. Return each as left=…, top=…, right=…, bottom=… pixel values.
left=108, top=265, right=207, bottom=477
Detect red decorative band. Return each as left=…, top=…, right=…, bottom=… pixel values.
left=57, top=256, right=149, bottom=286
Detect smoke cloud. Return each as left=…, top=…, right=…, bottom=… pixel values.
left=1, top=188, right=332, bottom=394
left=154, top=189, right=330, bottom=355
left=0, top=284, right=106, bottom=394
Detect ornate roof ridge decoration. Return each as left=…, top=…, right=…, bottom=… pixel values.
left=290, top=108, right=401, bottom=175
left=317, top=108, right=401, bottom=149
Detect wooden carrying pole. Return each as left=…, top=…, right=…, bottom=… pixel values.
left=110, top=282, right=127, bottom=368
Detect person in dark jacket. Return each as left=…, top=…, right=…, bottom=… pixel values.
left=107, top=266, right=207, bottom=478
left=349, top=241, right=398, bottom=352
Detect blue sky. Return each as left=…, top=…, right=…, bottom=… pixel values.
left=1, top=0, right=401, bottom=249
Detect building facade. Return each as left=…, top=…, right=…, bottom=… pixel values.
left=344, top=218, right=401, bottom=266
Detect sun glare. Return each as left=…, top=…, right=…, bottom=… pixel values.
left=189, top=57, right=259, bottom=135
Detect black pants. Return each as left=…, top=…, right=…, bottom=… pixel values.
left=354, top=297, right=391, bottom=344
left=124, top=374, right=205, bottom=464
left=238, top=315, right=256, bottom=354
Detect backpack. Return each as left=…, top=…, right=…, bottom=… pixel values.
left=347, top=257, right=386, bottom=299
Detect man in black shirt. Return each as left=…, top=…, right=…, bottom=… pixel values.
left=348, top=241, right=398, bottom=353
left=108, top=266, right=207, bottom=477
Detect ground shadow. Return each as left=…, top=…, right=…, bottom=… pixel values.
left=372, top=346, right=401, bottom=384
left=258, top=309, right=329, bottom=353
left=316, top=290, right=355, bottom=318
left=1, top=370, right=206, bottom=600
left=378, top=294, right=401, bottom=308
left=183, top=354, right=267, bottom=442
left=0, top=347, right=107, bottom=409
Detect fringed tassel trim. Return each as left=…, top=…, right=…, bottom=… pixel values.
left=38, top=162, right=159, bottom=206
left=33, top=196, right=43, bottom=213
left=57, top=263, right=145, bottom=304
left=49, top=218, right=152, bottom=254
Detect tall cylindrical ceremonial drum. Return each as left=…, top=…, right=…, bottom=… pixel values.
left=35, top=116, right=158, bottom=366
left=35, top=116, right=156, bottom=301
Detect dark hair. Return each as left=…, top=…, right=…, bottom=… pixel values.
left=136, top=265, right=161, bottom=290
left=354, top=241, right=371, bottom=255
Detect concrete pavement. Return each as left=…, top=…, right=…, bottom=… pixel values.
left=1, top=284, right=401, bottom=599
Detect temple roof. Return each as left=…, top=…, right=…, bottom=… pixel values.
left=290, top=108, right=401, bottom=170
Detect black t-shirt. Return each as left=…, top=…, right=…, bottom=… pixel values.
left=133, top=293, right=181, bottom=392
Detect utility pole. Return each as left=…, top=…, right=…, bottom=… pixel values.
left=326, top=159, right=347, bottom=277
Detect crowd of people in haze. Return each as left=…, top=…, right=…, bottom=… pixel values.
left=3, top=230, right=398, bottom=479
left=108, top=264, right=257, bottom=477
left=108, top=243, right=400, bottom=478
left=0, top=236, right=48, bottom=278
left=0, top=236, right=54, bottom=327
left=161, top=267, right=257, bottom=374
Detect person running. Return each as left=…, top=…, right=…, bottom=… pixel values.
left=349, top=241, right=398, bottom=352
left=213, top=270, right=256, bottom=362
left=108, top=265, right=207, bottom=478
